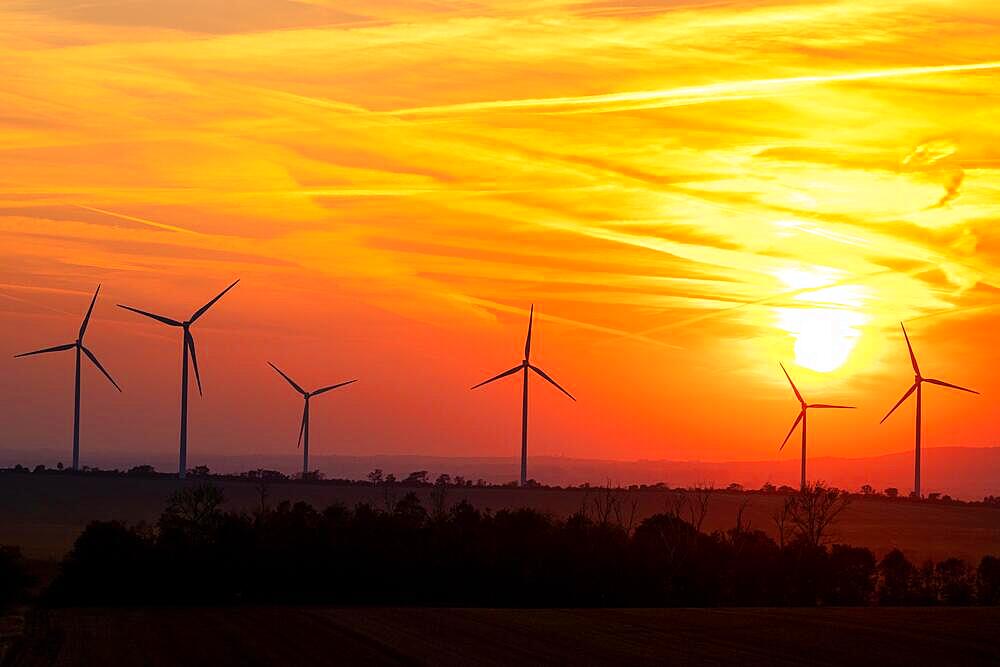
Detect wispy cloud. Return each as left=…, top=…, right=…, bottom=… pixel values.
left=1, top=0, right=999, bottom=460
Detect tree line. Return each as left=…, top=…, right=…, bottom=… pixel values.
left=5, top=464, right=1000, bottom=509
left=1, top=482, right=987, bottom=608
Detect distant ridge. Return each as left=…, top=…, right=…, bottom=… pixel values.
left=1, top=446, right=997, bottom=500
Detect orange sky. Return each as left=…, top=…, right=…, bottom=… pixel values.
left=2, top=0, right=999, bottom=472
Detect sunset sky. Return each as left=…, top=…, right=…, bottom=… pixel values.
left=2, top=0, right=999, bottom=478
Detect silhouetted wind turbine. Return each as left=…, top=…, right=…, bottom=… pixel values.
left=471, top=306, right=575, bottom=487
left=15, top=285, right=121, bottom=471
left=268, top=362, right=356, bottom=476
left=118, top=280, right=238, bottom=479
left=880, top=323, right=978, bottom=497
left=779, top=363, right=853, bottom=491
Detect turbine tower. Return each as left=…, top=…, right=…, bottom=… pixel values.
left=471, top=306, right=575, bottom=487
left=118, top=280, right=238, bottom=479
left=267, top=362, right=356, bottom=477
left=880, top=323, right=978, bottom=497
left=779, top=363, right=854, bottom=491
left=15, top=285, right=121, bottom=471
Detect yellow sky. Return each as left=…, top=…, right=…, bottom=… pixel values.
left=1, top=0, right=999, bottom=473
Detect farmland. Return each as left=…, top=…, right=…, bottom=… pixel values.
left=6, top=606, right=1000, bottom=666
left=1, top=473, right=997, bottom=563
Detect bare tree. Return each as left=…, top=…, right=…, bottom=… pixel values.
left=430, top=475, right=450, bottom=518
left=689, top=485, right=713, bottom=532
left=165, top=483, right=225, bottom=525
left=591, top=481, right=618, bottom=525
left=583, top=482, right=641, bottom=535
left=381, top=474, right=398, bottom=513
left=785, top=482, right=851, bottom=548
left=665, top=491, right=688, bottom=521
left=255, top=472, right=270, bottom=517
left=772, top=498, right=792, bottom=549
left=614, top=492, right=641, bottom=536
left=733, top=497, right=752, bottom=535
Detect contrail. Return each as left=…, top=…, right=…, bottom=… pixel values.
left=74, top=204, right=202, bottom=235
left=454, top=294, right=683, bottom=350
left=392, top=61, right=1000, bottom=116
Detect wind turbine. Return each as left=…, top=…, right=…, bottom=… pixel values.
left=880, top=323, right=978, bottom=497
left=15, top=285, right=121, bottom=471
left=267, top=362, right=356, bottom=477
left=118, top=280, right=238, bottom=479
left=779, top=363, right=854, bottom=491
left=471, top=306, right=575, bottom=487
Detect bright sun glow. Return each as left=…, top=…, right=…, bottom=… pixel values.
left=773, top=268, right=870, bottom=373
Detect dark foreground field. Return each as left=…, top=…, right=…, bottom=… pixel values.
left=3, top=473, right=998, bottom=562
left=6, top=607, right=1000, bottom=666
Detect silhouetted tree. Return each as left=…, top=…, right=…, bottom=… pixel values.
left=42, top=492, right=1000, bottom=609
left=163, top=484, right=225, bottom=527
left=826, top=544, right=876, bottom=605
left=878, top=549, right=915, bottom=604
left=977, top=556, right=1000, bottom=605
left=430, top=476, right=450, bottom=517
left=404, top=470, right=428, bottom=486
left=935, top=558, right=974, bottom=605
left=47, top=521, right=151, bottom=604
left=785, top=483, right=851, bottom=548
left=0, top=546, right=32, bottom=610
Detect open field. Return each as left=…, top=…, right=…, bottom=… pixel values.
left=5, top=607, right=1000, bottom=666
left=1, top=474, right=998, bottom=562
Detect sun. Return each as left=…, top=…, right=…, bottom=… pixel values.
left=777, top=307, right=865, bottom=372
left=772, top=268, right=869, bottom=373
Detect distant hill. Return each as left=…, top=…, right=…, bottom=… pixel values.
left=1, top=446, right=997, bottom=500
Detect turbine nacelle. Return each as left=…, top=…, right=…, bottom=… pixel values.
left=15, top=284, right=121, bottom=393
left=778, top=362, right=853, bottom=451
left=118, top=280, right=239, bottom=398
left=881, top=323, right=978, bottom=425
left=267, top=361, right=357, bottom=452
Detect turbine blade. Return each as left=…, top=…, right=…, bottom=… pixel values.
left=81, top=345, right=121, bottom=392
left=529, top=364, right=576, bottom=401
left=268, top=362, right=307, bottom=395
left=79, top=284, right=100, bottom=340
left=118, top=305, right=182, bottom=327
left=779, top=362, right=804, bottom=404
left=297, top=402, right=307, bottom=449
left=924, top=378, right=979, bottom=395
left=808, top=404, right=855, bottom=409
left=311, top=379, right=358, bottom=397
left=471, top=364, right=523, bottom=390
left=880, top=383, right=917, bottom=424
left=524, top=304, right=534, bottom=361
left=901, top=323, right=920, bottom=376
left=780, top=411, right=804, bottom=450
left=186, top=330, right=203, bottom=396
left=14, top=342, right=76, bottom=358
left=190, top=279, right=239, bottom=323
